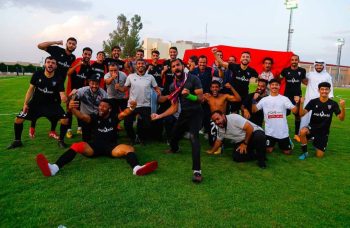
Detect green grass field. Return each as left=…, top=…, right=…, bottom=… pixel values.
left=1, top=76, right=349, bottom=227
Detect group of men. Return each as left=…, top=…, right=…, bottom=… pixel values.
left=6, top=37, right=346, bottom=184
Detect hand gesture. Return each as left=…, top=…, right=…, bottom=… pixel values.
left=57, top=40, right=63, bottom=45
left=129, top=100, right=137, bottom=110
left=294, top=96, right=300, bottom=104
left=243, top=109, right=251, bottom=119
left=225, top=83, right=232, bottom=89
left=181, top=88, right=190, bottom=96
left=115, top=83, right=120, bottom=90
left=300, top=97, right=305, bottom=104
left=236, top=143, right=247, bottom=154
left=22, top=104, right=29, bottom=114
left=339, top=99, right=346, bottom=108
left=211, top=48, right=218, bottom=54
left=69, top=100, right=79, bottom=110
left=163, top=65, right=169, bottom=72
left=203, top=93, right=211, bottom=100
left=253, top=92, right=260, bottom=100
left=151, top=113, right=161, bottom=121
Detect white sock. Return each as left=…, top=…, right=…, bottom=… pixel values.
left=133, top=165, right=142, bottom=175
left=193, top=170, right=201, bottom=174
left=48, top=164, right=59, bottom=176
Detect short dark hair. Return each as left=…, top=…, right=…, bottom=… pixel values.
left=198, top=55, right=207, bottom=61
left=170, top=58, right=183, bottom=67
left=169, top=46, right=178, bottom=52
left=241, top=51, right=251, bottom=56
left=112, top=46, right=121, bottom=51
left=189, top=55, right=198, bottom=65
left=269, top=78, right=280, bottom=85
left=67, top=37, right=77, bottom=43
left=45, top=56, right=56, bottom=63
left=211, top=80, right=221, bottom=87
left=100, top=98, right=113, bottom=107
left=108, top=63, right=118, bottom=69
left=152, top=50, right=160, bottom=55
left=257, top=78, right=268, bottom=85
left=292, top=54, right=299, bottom=60
left=318, top=82, right=331, bottom=89
left=136, top=58, right=146, bottom=64
left=211, top=110, right=224, bottom=117
left=97, top=51, right=105, bottom=56
left=136, top=49, right=144, bottom=54
left=83, top=47, right=92, bottom=53
left=263, top=57, right=274, bottom=64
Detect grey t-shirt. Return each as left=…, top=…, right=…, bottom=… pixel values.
left=76, top=86, right=108, bottom=115
left=104, top=71, right=127, bottom=99
left=217, top=114, right=263, bottom=143
left=124, top=73, right=157, bottom=107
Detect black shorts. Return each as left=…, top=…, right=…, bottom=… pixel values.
left=89, top=142, right=118, bottom=157
left=17, top=104, right=67, bottom=121
left=266, top=136, right=293, bottom=151
left=229, top=101, right=242, bottom=114
left=306, top=126, right=328, bottom=152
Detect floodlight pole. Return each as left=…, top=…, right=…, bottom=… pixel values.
left=286, top=8, right=293, bottom=52
left=336, top=38, right=345, bottom=86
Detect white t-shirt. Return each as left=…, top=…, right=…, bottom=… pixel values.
left=217, top=114, right=263, bottom=143
left=256, top=94, right=295, bottom=139
left=124, top=73, right=157, bottom=108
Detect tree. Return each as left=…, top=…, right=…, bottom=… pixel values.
left=0, top=63, right=6, bottom=72
left=103, top=14, right=143, bottom=58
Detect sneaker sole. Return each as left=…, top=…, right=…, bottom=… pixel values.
left=136, top=161, right=158, bottom=176
left=36, top=154, right=51, bottom=177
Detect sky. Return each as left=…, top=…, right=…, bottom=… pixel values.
left=0, top=0, right=349, bottom=65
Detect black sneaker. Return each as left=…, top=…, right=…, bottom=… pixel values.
left=192, top=172, right=203, bottom=183
left=57, top=140, right=68, bottom=149
left=7, top=140, right=23, bottom=149
left=258, top=160, right=267, bottom=169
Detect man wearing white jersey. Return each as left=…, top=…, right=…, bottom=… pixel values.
left=252, top=79, right=299, bottom=155
left=300, top=60, right=334, bottom=131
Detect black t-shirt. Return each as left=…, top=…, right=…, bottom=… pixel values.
left=169, top=73, right=202, bottom=111
left=90, top=114, right=120, bottom=144
left=29, top=70, right=64, bottom=106
left=71, top=64, right=93, bottom=89
left=242, top=92, right=265, bottom=127
left=305, top=98, right=341, bottom=134
left=191, top=67, right=212, bottom=93
left=228, top=63, right=258, bottom=99
left=104, top=58, right=125, bottom=71
left=280, top=67, right=306, bottom=97
left=46, top=46, right=76, bottom=80
left=91, top=62, right=106, bottom=76
left=148, top=63, right=163, bottom=87
left=162, top=59, right=175, bottom=95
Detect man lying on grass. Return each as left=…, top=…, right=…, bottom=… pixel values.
left=36, top=99, right=158, bottom=177
left=298, top=82, right=345, bottom=160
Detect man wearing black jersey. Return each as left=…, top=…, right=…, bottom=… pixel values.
left=91, top=51, right=107, bottom=87
left=7, top=57, right=69, bottom=149
left=152, top=59, right=204, bottom=183
left=280, top=55, right=307, bottom=142
left=30, top=37, right=77, bottom=139
left=161, top=47, right=179, bottom=94
left=104, top=46, right=125, bottom=72
left=212, top=48, right=258, bottom=113
left=36, top=99, right=158, bottom=177
left=298, top=82, right=345, bottom=160
left=66, top=47, right=93, bottom=138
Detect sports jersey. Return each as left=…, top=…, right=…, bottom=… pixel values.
left=125, top=73, right=157, bottom=108
left=29, top=70, right=64, bottom=106
left=169, top=73, right=202, bottom=111
left=46, top=46, right=76, bottom=80
left=76, top=86, right=108, bottom=115
left=217, top=114, right=262, bottom=143
left=305, top=98, right=341, bottom=134
left=104, top=58, right=125, bottom=71
left=191, top=67, right=212, bottom=93
left=104, top=71, right=127, bottom=99
left=256, top=94, right=295, bottom=139
left=228, top=63, right=258, bottom=98
left=280, top=67, right=306, bottom=96
left=90, top=114, right=120, bottom=144
left=91, top=62, right=106, bottom=76
left=147, top=63, right=163, bottom=87
left=70, top=64, right=92, bottom=89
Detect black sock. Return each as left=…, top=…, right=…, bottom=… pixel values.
left=55, top=149, right=77, bottom=168
left=31, top=120, right=36, bottom=128
left=295, top=120, right=301, bottom=135
left=14, top=123, right=23, bottom=141
left=125, top=152, right=140, bottom=168
left=50, top=120, right=58, bottom=131
left=59, top=124, right=68, bottom=141
left=301, top=144, right=307, bottom=153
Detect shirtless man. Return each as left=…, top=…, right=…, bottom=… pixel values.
left=203, top=81, right=241, bottom=153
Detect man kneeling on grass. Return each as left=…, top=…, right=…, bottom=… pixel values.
left=209, top=110, right=267, bottom=169
left=298, top=82, right=345, bottom=160
left=36, top=98, right=158, bottom=177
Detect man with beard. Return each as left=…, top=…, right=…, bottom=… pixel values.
left=151, top=59, right=204, bottom=183
left=212, top=50, right=225, bottom=84
left=125, top=49, right=145, bottom=74
left=280, top=55, right=307, bottom=142
left=104, top=46, right=125, bottom=72
left=210, top=110, right=267, bottom=168
left=161, top=47, right=179, bottom=94
left=252, top=79, right=299, bottom=155
left=65, top=47, right=94, bottom=139
left=69, top=74, right=108, bottom=142
left=30, top=38, right=77, bottom=139
left=300, top=60, right=334, bottom=131
left=7, top=57, right=69, bottom=149
left=298, top=82, right=345, bottom=160
left=203, top=81, right=241, bottom=151
left=212, top=48, right=258, bottom=113
left=91, top=51, right=107, bottom=88
left=36, top=99, right=158, bottom=177
left=242, top=79, right=268, bottom=127
left=123, top=59, right=161, bottom=144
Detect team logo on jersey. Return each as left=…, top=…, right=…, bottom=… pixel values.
left=61, top=54, right=64, bottom=57
left=314, top=111, right=330, bottom=118
left=267, top=111, right=283, bottom=119
left=328, top=105, right=332, bottom=110
left=52, top=81, right=56, bottom=86
left=288, top=72, right=290, bottom=75
left=298, top=71, right=301, bottom=75
left=39, top=79, right=42, bottom=82
left=247, top=72, right=250, bottom=76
